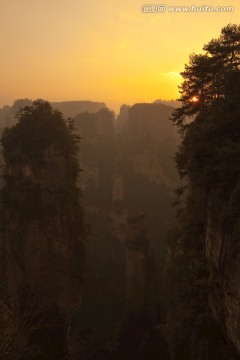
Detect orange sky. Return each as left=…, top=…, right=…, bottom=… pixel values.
left=1, top=0, right=239, bottom=113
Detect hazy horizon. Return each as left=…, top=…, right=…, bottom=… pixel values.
left=1, top=0, right=239, bottom=113
left=0, top=97, right=179, bottom=115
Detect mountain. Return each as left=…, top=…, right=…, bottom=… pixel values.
left=72, top=102, right=179, bottom=358
left=0, top=100, right=87, bottom=358
left=0, top=99, right=106, bottom=130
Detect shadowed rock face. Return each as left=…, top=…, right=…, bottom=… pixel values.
left=124, top=214, right=149, bottom=311
left=5, top=144, right=83, bottom=316
left=76, top=102, right=178, bottom=250
left=1, top=101, right=86, bottom=359
left=0, top=100, right=178, bottom=358
left=74, top=103, right=178, bottom=316
left=51, top=101, right=106, bottom=118
left=206, top=207, right=240, bottom=355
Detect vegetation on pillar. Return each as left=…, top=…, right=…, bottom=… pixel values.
left=1, top=99, right=85, bottom=227
left=0, top=99, right=87, bottom=359
left=165, top=24, right=240, bottom=359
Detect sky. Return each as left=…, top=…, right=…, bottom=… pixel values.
left=1, top=0, right=239, bottom=113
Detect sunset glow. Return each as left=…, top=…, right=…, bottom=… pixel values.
left=1, top=0, right=239, bottom=113
left=190, top=96, right=199, bottom=102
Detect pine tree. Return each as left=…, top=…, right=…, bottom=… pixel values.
left=172, top=24, right=240, bottom=132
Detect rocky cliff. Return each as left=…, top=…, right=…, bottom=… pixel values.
left=75, top=102, right=178, bottom=253
left=73, top=103, right=178, bottom=332
left=124, top=214, right=159, bottom=314
left=206, top=195, right=240, bottom=356
left=70, top=102, right=177, bottom=359
left=1, top=100, right=86, bottom=359
left=0, top=99, right=179, bottom=359
left=165, top=83, right=240, bottom=358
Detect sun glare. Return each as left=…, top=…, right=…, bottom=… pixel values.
left=190, top=96, right=199, bottom=103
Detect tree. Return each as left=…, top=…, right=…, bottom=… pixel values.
left=171, top=24, right=240, bottom=132
left=165, top=24, right=240, bottom=359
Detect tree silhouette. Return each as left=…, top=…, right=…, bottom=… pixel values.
left=172, top=24, right=240, bottom=132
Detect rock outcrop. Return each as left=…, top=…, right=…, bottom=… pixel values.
left=0, top=99, right=179, bottom=358
left=124, top=214, right=158, bottom=315
left=51, top=100, right=106, bottom=118
left=74, top=103, right=178, bottom=317
left=1, top=100, right=86, bottom=359
left=206, top=205, right=240, bottom=355
left=124, top=214, right=149, bottom=310
left=165, top=75, right=240, bottom=358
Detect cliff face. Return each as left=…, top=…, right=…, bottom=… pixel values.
left=0, top=99, right=179, bottom=358
left=51, top=100, right=106, bottom=118
left=6, top=143, right=83, bottom=318
left=165, top=87, right=240, bottom=358
left=69, top=103, right=177, bottom=359
left=165, top=189, right=240, bottom=360
left=125, top=214, right=148, bottom=310
left=1, top=101, right=86, bottom=359
left=121, top=103, right=178, bottom=188
left=73, top=103, right=178, bottom=319
left=124, top=214, right=159, bottom=315
left=76, top=102, right=178, bottom=243
left=206, top=206, right=240, bottom=355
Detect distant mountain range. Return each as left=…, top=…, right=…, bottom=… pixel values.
left=0, top=100, right=107, bottom=129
